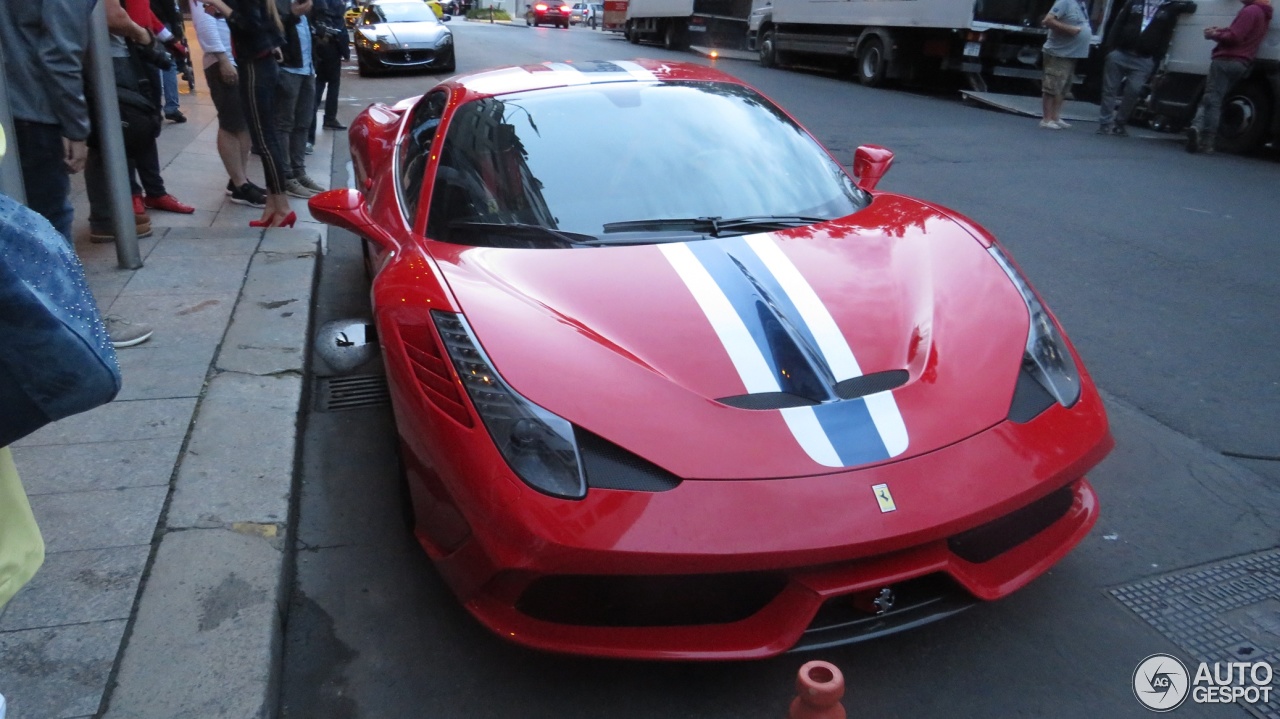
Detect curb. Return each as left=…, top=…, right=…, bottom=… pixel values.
left=100, top=228, right=320, bottom=719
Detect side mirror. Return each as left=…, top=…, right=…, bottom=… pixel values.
left=308, top=189, right=399, bottom=252
left=441, top=13, right=451, bottom=20
left=852, top=145, right=894, bottom=192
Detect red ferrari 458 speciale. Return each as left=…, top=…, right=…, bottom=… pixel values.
left=309, top=59, right=1113, bottom=661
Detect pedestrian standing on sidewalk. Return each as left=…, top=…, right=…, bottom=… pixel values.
left=151, top=0, right=192, bottom=123
left=1097, top=0, right=1197, bottom=136
left=1186, top=0, right=1272, bottom=153
left=0, top=0, right=156, bottom=348
left=1040, top=0, right=1094, bottom=129
left=201, top=0, right=299, bottom=228
left=192, top=0, right=269, bottom=206
left=309, top=0, right=349, bottom=148
left=276, top=0, right=328, bottom=198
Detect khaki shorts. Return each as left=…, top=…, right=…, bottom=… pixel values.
left=1041, top=53, right=1077, bottom=97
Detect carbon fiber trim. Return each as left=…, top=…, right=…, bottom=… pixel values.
left=578, top=430, right=682, bottom=492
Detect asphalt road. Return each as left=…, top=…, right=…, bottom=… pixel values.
left=281, top=19, right=1280, bottom=719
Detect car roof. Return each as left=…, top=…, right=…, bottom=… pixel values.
left=447, top=60, right=741, bottom=99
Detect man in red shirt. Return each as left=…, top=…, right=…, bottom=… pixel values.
left=1187, top=0, right=1273, bottom=153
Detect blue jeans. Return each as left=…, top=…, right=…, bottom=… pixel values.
left=13, top=121, right=73, bottom=242
left=162, top=65, right=180, bottom=115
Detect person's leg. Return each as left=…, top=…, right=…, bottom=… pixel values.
left=134, top=139, right=167, bottom=198
left=320, top=47, right=343, bottom=126
left=1203, top=59, right=1249, bottom=147
left=218, top=129, right=249, bottom=187
left=1098, top=51, right=1124, bottom=130
left=13, top=121, right=73, bottom=241
left=1115, top=55, right=1155, bottom=129
left=241, top=54, right=293, bottom=224
left=162, top=65, right=182, bottom=117
left=275, top=71, right=303, bottom=181
left=292, top=75, right=316, bottom=180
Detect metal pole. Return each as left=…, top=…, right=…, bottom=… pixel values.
left=87, top=0, right=143, bottom=269
left=0, top=50, right=28, bottom=204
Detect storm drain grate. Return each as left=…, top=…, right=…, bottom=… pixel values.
left=1111, top=548, right=1280, bottom=719
left=315, top=374, right=390, bottom=412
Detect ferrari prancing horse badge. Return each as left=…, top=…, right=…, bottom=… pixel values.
left=872, top=483, right=897, bottom=513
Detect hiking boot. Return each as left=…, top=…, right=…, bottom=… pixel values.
left=228, top=181, right=268, bottom=207
left=105, top=316, right=154, bottom=348
left=1186, top=127, right=1200, bottom=153
left=284, top=178, right=316, bottom=199
left=144, top=194, right=195, bottom=214
left=296, top=173, right=327, bottom=193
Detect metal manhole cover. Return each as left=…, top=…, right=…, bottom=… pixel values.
left=1111, top=548, right=1280, bottom=719
left=315, top=374, right=389, bottom=412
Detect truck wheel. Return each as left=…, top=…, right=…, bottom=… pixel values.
left=625, top=19, right=639, bottom=43
left=759, top=28, right=779, bottom=68
left=856, top=36, right=887, bottom=87
left=663, top=20, right=686, bottom=50
left=1217, top=80, right=1271, bottom=153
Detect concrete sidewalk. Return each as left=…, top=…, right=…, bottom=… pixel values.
left=0, top=62, right=337, bottom=718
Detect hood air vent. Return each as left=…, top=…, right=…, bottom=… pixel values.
left=718, top=369, right=909, bottom=411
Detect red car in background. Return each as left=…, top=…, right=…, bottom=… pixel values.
left=310, top=60, right=1113, bottom=660
left=528, top=0, right=570, bottom=27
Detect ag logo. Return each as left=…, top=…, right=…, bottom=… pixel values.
left=1133, top=653, right=1190, bottom=712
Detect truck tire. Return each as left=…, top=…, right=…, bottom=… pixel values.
left=1217, top=80, right=1271, bottom=153
left=759, top=28, right=779, bottom=68
left=856, top=36, right=887, bottom=87
left=663, top=20, right=686, bottom=50
left=626, top=19, right=639, bottom=43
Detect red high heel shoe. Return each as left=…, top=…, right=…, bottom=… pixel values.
left=249, top=211, right=297, bottom=228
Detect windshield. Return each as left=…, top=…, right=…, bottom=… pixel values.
left=371, top=3, right=438, bottom=22
left=425, top=75, right=867, bottom=245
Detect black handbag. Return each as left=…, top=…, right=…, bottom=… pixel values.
left=0, top=194, right=121, bottom=447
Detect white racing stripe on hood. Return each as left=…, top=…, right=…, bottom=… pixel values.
left=609, top=60, right=660, bottom=82
left=542, top=62, right=594, bottom=84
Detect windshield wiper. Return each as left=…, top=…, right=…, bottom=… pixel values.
left=602, top=215, right=827, bottom=237
left=447, top=221, right=602, bottom=248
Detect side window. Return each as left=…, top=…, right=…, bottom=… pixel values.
left=398, top=89, right=449, bottom=224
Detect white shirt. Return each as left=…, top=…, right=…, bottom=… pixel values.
left=191, top=0, right=235, bottom=70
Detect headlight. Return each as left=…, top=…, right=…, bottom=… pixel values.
left=988, top=244, right=1081, bottom=408
left=436, top=33, right=453, bottom=46
left=432, top=311, right=587, bottom=499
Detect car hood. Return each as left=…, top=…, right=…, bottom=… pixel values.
left=360, top=21, right=449, bottom=44
left=428, top=194, right=1032, bottom=480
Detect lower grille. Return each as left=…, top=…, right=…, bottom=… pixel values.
left=516, top=573, right=787, bottom=627
left=792, top=574, right=975, bottom=653
left=947, top=485, right=1075, bottom=564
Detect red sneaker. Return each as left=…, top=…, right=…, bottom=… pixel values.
left=144, top=194, right=196, bottom=214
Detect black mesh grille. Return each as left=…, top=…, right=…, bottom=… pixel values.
left=948, top=485, right=1075, bottom=564
left=516, top=573, right=787, bottom=627
left=1007, top=363, right=1056, bottom=423
left=833, top=369, right=909, bottom=400
left=578, top=430, right=681, bottom=492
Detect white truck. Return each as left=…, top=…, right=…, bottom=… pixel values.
left=748, top=0, right=1111, bottom=88
left=1145, top=0, right=1280, bottom=152
left=622, top=0, right=756, bottom=49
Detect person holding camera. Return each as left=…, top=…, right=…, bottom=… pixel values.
left=310, top=0, right=350, bottom=144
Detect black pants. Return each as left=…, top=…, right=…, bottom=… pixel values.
left=310, top=41, right=343, bottom=141
left=239, top=53, right=288, bottom=194
left=13, top=120, right=73, bottom=241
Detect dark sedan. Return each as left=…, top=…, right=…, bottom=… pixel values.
left=355, top=0, right=455, bottom=76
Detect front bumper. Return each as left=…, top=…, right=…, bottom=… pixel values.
left=396, top=364, right=1112, bottom=660
left=368, top=45, right=453, bottom=69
